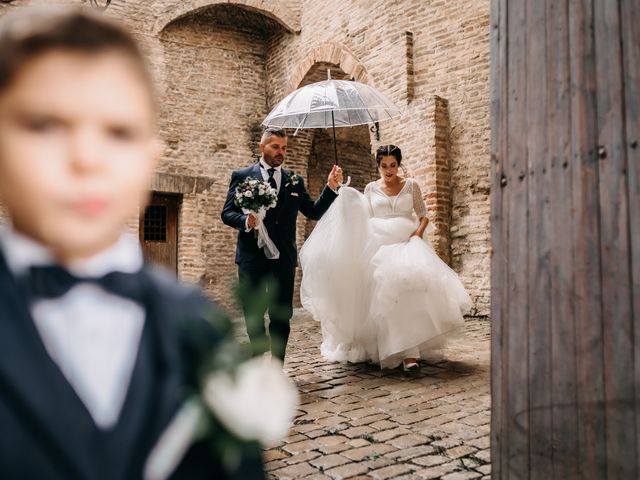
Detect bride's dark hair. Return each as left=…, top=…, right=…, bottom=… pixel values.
left=375, top=144, right=402, bottom=166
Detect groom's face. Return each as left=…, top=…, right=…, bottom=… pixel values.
left=260, top=135, right=287, bottom=168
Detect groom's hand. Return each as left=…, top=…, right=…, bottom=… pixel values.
left=327, top=165, right=344, bottom=191
left=246, top=213, right=257, bottom=230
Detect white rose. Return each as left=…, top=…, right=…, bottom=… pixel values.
left=244, top=191, right=253, bottom=197
left=203, top=357, right=299, bottom=446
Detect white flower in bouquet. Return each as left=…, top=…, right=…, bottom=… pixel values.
left=203, top=357, right=298, bottom=446
left=234, top=177, right=280, bottom=258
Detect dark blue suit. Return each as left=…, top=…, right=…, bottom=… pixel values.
left=221, top=162, right=337, bottom=359
left=0, top=252, right=264, bottom=480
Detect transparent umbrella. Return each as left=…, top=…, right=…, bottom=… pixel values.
left=262, top=71, right=402, bottom=165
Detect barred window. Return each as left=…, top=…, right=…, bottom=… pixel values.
left=143, top=205, right=167, bottom=242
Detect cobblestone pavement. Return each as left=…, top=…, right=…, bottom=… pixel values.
left=265, top=310, right=491, bottom=480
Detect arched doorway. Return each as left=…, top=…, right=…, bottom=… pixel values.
left=288, top=62, right=377, bottom=242
left=284, top=62, right=376, bottom=307
left=157, top=4, right=289, bottom=307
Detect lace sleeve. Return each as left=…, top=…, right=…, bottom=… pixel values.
left=411, top=180, right=428, bottom=218
left=364, top=182, right=375, bottom=215
left=364, top=182, right=372, bottom=199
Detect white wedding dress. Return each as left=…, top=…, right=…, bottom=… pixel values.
left=300, top=179, right=471, bottom=369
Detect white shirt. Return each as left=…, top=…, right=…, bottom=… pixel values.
left=259, top=158, right=282, bottom=193
left=0, top=226, right=145, bottom=429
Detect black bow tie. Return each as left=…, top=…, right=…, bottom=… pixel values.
left=27, top=265, right=147, bottom=303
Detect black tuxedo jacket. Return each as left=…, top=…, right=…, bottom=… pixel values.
left=221, top=162, right=338, bottom=268
left=0, top=253, right=264, bottom=480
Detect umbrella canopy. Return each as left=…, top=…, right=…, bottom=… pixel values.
left=263, top=79, right=402, bottom=130
left=263, top=77, right=402, bottom=166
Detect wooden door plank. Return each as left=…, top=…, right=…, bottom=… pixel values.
left=568, top=0, right=607, bottom=476
left=547, top=0, right=580, bottom=477
left=593, top=0, right=636, bottom=477
left=505, top=0, right=530, bottom=476
left=526, top=0, right=553, bottom=477
left=490, top=0, right=508, bottom=477
left=619, top=0, right=640, bottom=472
left=166, top=196, right=178, bottom=274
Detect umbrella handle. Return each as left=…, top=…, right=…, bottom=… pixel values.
left=340, top=176, right=351, bottom=187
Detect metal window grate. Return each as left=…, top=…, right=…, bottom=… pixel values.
left=143, top=205, right=167, bottom=242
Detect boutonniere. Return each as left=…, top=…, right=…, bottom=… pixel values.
left=285, top=172, right=301, bottom=189
left=144, top=308, right=298, bottom=480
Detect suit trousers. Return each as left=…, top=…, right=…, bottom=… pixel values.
left=238, top=256, right=295, bottom=360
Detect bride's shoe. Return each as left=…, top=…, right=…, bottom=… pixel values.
left=403, top=358, right=419, bottom=371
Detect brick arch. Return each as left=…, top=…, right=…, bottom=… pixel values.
left=289, top=42, right=370, bottom=90
left=152, top=0, right=300, bottom=35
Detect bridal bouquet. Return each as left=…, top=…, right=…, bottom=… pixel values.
left=234, top=178, right=279, bottom=259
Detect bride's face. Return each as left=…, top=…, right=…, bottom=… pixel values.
left=378, top=155, right=399, bottom=181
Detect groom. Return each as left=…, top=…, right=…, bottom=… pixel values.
left=221, top=128, right=342, bottom=360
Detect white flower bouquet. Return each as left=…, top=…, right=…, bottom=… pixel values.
left=234, top=178, right=280, bottom=259
left=234, top=178, right=277, bottom=212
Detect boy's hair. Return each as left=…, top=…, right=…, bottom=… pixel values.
left=0, top=6, right=152, bottom=95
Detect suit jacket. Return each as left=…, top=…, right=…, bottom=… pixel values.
left=0, top=253, right=264, bottom=480
left=221, top=162, right=338, bottom=268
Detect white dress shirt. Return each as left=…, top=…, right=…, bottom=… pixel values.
left=0, top=226, right=145, bottom=429
left=259, top=158, right=282, bottom=193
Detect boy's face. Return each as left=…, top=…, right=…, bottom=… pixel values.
left=0, top=50, right=160, bottom=262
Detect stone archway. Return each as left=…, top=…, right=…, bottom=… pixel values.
left=154, top=3, right=290, bottom=308
left=289, top=42, right=370, bottom=91
left=285, top=58, right=377, bottom=308
left=152, top=0, right=300, bottom=35
left=284, top=48, right=378, bottom=237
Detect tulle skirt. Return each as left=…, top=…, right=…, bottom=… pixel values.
left=300, top=187, right=471, bottom=369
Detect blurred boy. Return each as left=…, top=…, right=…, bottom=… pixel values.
left=0, top=7, right=263, bottom=480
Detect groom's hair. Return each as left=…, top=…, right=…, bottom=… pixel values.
left=0, top=6, right=152, bottom=96
left=261, top=127, right=287, bottom=144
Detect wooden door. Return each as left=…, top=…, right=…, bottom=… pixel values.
left=139, top=193, right=179, bottom=274
left=491, top=0, right=639, bottom=478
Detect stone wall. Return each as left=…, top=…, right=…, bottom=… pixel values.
left=0, top=0, right=491, bottom=316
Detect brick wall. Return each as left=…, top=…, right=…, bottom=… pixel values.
left=155, top=9, right=275, bottom=309
left=0, top=0, right=491, bottom=317
left=263, top=0, right=491, bottom=315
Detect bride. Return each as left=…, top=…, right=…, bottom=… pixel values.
left=300, top=145, right=471, bottom=370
